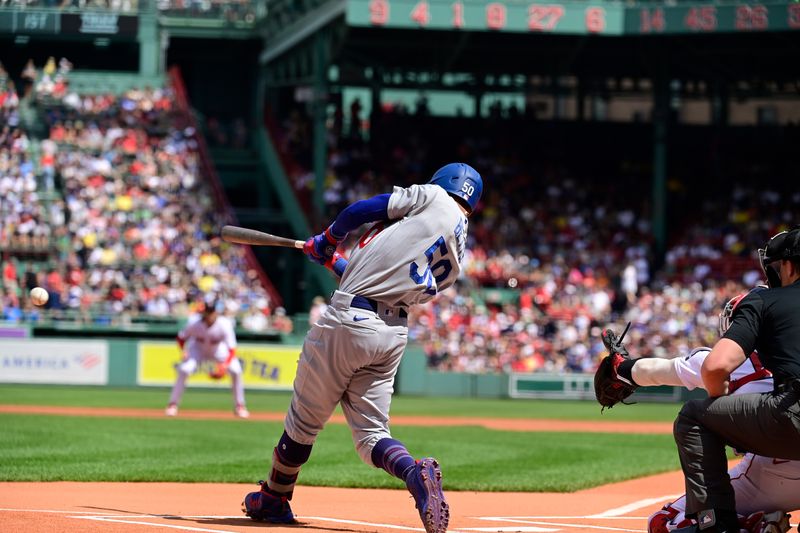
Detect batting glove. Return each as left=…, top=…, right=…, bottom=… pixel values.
left=303, top=226, right=341, bottom=265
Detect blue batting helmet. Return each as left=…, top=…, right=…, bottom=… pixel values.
left=428, top=163, right=483, bottom=214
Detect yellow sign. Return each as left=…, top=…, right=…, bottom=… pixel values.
left=137, top=342, right=301, bottom=390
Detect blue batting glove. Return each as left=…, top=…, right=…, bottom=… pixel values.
left=303, top=227, right=340, bottom=264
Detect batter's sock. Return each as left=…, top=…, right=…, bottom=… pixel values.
left=266, top=431, right=313, bottom=500
left=617, top=359, right=638, bottom=385
left=371, top=438, right=417, bottom=482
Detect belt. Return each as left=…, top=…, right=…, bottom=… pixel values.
left=351, top=295, right=408, bottom=319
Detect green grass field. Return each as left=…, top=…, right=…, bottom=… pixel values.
left=0, top=385, right=684, bottom=421
left=0, top=385, right=685, bottom=491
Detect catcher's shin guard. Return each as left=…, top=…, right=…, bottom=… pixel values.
left=241, top=481, right=296, bottom=523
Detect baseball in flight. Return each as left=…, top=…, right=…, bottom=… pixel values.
left=30, top=287, right=49, bottom=307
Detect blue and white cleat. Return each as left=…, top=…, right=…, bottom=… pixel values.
left=241, top=481, right=296, bottom=523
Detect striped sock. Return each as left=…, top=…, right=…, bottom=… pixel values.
left=266, top=447, right=302, bottom=499
left=371, top=438, right=417, bottom=482
left=265, top=432, right=313, bottom=500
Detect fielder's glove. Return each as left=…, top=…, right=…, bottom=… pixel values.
left=209, top=362, right=228, bottom=380
left=303, top=226, right=341, bottom=265
left=594, top=322, right=637, bottom=412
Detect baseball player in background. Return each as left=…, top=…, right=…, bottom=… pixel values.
left=241, top=163, right=483, bottom=533
left=610, top=289, right=798, bottom=533
left=165, top=300, right=249, bottom=418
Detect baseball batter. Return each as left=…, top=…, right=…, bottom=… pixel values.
left=241, top=163, right=483, bottom=533
left=165, top=301, right=249, bottom=418
left=611, top=291, right=800, bottom=533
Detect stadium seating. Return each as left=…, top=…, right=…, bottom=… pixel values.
left=0, top=59, right=279, bottom=331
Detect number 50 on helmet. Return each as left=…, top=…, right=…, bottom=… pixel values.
left=428, top=162, right=483, bottom=214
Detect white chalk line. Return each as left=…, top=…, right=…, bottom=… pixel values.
left=587, top=495, right=683, bottom=518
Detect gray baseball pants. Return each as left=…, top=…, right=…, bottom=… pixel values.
left=284, top=290, right=409, bottom=466
left=674, top=386, right=800, bottom=515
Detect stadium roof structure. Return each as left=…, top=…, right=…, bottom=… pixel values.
left=259, top=0, right=800, bottom=84
left=256, top=0, right=799, bottom=257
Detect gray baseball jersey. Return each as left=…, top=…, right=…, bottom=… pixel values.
left=284, top=184, right=469, bottom=466
left=339, top=184, right=468, bottom=308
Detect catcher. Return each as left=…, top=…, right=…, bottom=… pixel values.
left=595, top=288, right=798, bottom=533
left=165, top=299, right=250, bottom=418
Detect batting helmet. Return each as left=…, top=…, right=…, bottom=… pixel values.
left=428, top=163, right=483, bottom=214
left=758, top=225, right=800, bottom=288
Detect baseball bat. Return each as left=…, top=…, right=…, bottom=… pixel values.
left=221, top=225, right=304, bottom=249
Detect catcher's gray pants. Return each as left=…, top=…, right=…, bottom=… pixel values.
left=674, top=386, right=800, bottom=515
left=284, top=290, right=408, bottom=466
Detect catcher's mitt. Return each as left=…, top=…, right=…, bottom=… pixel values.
left=209, top=362, right=228, bottom=380
left=594, top=322, right=637, bottom=412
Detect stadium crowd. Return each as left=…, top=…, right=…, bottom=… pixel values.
left=0, top=57, right=281, bottom=332
left=271, top=104, right=796, bottom=372
left=1, top=56, right=795, bottom=371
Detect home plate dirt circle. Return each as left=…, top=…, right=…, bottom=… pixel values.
left=1, top=470, right=706, bottom=533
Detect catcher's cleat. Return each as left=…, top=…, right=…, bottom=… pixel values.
left=234, top=405, right=250, bottom=419
left=164, top=404, right=178, bottom=417
left=756, top=511, right=791, bottom=533
left=242, top=481, right=296, bottom=523
left=406, top=458, right=449, bottom=533
left=648, top=505, right=681, bottom=533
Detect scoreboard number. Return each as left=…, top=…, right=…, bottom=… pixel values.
left=528, top=5, right=565, bottom=31
left=410, top=0, right=430, bottom=25
left=684, top=6, right=717, bottom=31
left=486, top=3, right=507, bottom=29
left=585, top=7, right=605, bottom=32
left=369, top=0, right=390, bottom=25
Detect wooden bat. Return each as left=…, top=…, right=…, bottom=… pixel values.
left=221, top=225, right=304, bottom=249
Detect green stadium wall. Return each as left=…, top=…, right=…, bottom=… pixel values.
left=1, top=333, right=700, bottom=401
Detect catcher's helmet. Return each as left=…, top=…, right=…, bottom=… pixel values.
left=718, top=285, right=767, bottom=336
left=428, top=163, right=483, bottom=214
left=758, top=224, right=800, bottom=288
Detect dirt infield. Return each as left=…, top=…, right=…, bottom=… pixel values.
left=4, top=405, right=794, bottom=533
left=0, top=470, right=688, bottom=533
left=0, top=405, right=673, bottom=434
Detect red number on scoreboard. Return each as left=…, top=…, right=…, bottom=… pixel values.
left=410, top=1, right=430, bottom=25
left=528, top=5, right=565, bottom=31
left=791, top=4, right=800, bottom=28
left=453, top=1, right=464, bottom=28
left=369, top=0, right=389, bottom=25
left=735, top=5, right=768, bottom=30
left=640, top=7, right=665, bottom=33
left=486, top=3, right=507, bottom=29
left=585, top=7, right=605, bottom=33
left=684, top=6, right=717, bottom=31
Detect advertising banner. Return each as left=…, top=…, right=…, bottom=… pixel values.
left=138, top=342, right=301, bottom=390
left=0, top=339, right=108, bottom=385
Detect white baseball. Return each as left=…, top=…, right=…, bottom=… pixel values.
left=30, top=287, right=49, bottom=306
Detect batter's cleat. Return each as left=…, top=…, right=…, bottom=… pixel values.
left=165, top=404, right=178, bottom=417
left=406, top=458, right=449, bottom=533
left=234, top=405, right=250, bottom=419
left=242, top=481, right=296, bottom=523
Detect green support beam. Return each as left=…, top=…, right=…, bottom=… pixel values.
left=652, top=70, right=669, bottom=267
left=312, top=31, right=329, bottom=213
